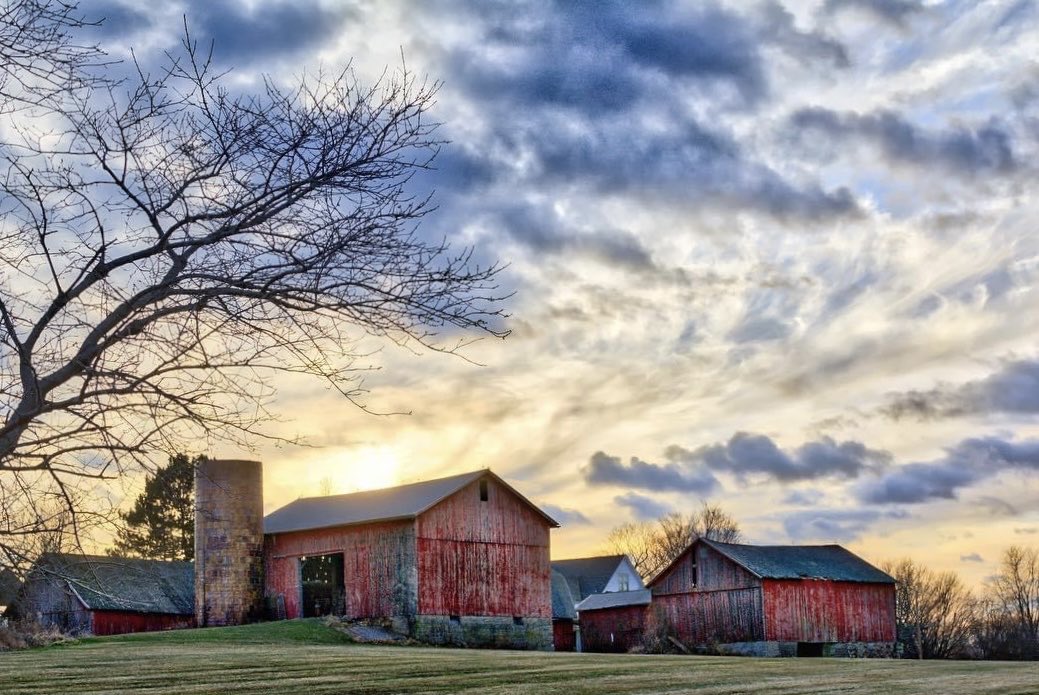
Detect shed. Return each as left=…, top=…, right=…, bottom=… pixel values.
left=18, top=554, right=194, bottom=635
left=648, top=539, right=896, bottom=657
left=263, top=469, right=559, bottom=649
left=576, top=589, right=653, bottom=653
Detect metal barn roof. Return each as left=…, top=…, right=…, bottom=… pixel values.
left=550, top=555, right=626, bottom=601
left=34, top=554, right=194, bottom=615
left=264, top=469, right=559, bottom=535
left=575, top=589, right=652, bottom=612
left=551, top=570, right=577, bottom=620
left=702, top=539, right=895, bottom=584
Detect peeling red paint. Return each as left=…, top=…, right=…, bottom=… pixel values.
left=579, top=605, right=647, bottom=653
left=763, top=579, right=895, bottom=642
left=90, top=611, right=194, bottom=636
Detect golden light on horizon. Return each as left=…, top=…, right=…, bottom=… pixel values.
left=334, top=444, right=401, bottom=494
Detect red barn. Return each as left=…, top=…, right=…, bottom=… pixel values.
left=262, top=469, right=558, bottom=649
left=648, top=539, right=896, bottom=657
left=17, top=554, right=194, bottom=636
left=576, top=589, right=652, bottom=652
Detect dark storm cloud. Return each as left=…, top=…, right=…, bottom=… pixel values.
left=791, top=107, right=1018, bottom=175
left=856, top=435, right=1039, bottom=504
left=668, top=433, right=890, bottom=483
left=782, top=508, right=907, bottom=542
left=883, top=358, right=1039, bottom=420
left=540, top=504, right=591, bottom=526
left=823, top=0, right=927, bottom=27
left=86, top=1, right=356, bottom=63
left=496, top=203, right=656, bottom=272
left=614, top=491, right=672, bottom=520
left=759, top=1, right=849, bottom=68
left=583, top=451, right=720, bottom=495
left=425, top=1, right=862, bottom=222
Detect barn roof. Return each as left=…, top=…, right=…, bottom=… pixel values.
left=701, top=539, right=895, bottom=584
left=551, top=570, right=576, bottom=620
left=575, top=589, right=652, bottom=612
left=32, top=554, right=194, bottom=615
left=551, top=555, right=625, bottom=601
left=264, top=469, right=559, bottom=535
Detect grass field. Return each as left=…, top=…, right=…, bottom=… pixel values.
left=1, top=620, right=1036, bottom=694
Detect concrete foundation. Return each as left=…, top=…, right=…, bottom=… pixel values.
left=413, top=615, right=553, bottom=650
left=714, top=641, right=897, bottom=658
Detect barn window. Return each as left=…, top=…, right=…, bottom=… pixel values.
left=690, top=554, right=698, bottom=588
left=479, top=479, right=488, bottom=502
left=299, top=553, right=345, bottom=618
left=618, top=572, right=630, bottom=592
left=513, top=616, right=524, bottom=626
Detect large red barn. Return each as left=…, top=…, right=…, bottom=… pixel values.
left=261, top=469, right=558, bottom=649
left=648, top=538, right=896, bottom=656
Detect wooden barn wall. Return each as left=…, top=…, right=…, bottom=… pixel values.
left=264, top=519, right=417, bottom=620
left=763, top=579, right=896, bottom=643
left=553, top=618, right=576, bottom=652
left=579, top=605, right=648, bottom=653
left=19, top=576, right=92, bottom=634
left=649, top=587, right=765, bottom=646
left=90, top=611, right=194, bottom=636
left=651, top=543, right=760, bottom=595
left=416, top=478, right=551, bottom=617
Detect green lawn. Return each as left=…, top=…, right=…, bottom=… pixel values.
left=1, top=620, right=1036, bottom=694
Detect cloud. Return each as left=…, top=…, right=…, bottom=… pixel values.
left=883, top=358, right=1039, bottom=420
left=583, top=451, right=720, bottom=494
left=782, top=508, right=907, bottom=542
left=1014, top=527, right=1039, bottom=535
left=960, top=552, right=984, bottom=563
left=782, top=489, right=826, bottom=506
left=856, top=435, right=1039, bottom=504
left=791, top=107, right=1018, bottom=175
left=823, top=0, right=926, bottom=28
left=668, top=433, right=890, bottom=483
left=613, top=491, right=671, bottom=520
left=540, top=503, right=591, bottom=526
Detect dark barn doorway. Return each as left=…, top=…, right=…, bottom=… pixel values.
left=797, top=642, right=825, bottom=657
left=300, top=553, right=345, bottom=618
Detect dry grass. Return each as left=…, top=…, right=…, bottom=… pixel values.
left=0, top=620, right=1036, bottom=694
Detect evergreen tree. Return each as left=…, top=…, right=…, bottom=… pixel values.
left=109, top=454, right=200, bottom=561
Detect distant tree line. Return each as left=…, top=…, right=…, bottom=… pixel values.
left=884, top=547, right=1039, bottom=660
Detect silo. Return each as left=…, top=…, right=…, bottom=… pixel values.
left=194, top=459, right=264, bottom=626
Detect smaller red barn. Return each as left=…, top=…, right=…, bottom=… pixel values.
left=649, top=539, right=896, bottom=657
left=576, top=589, right=652, bottom=653
left=17, top=554, right=194, bottom=636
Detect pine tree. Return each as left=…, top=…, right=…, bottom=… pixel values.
left=109, top=454, right=200, bottom=561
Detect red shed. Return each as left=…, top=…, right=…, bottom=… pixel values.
left=263, top=469, right=558, bottom=649
left=648, top=539, right=896, bottom=657
left=17, top=554, right=194, bottom=636
left=576, top=589, right=652, bottom=653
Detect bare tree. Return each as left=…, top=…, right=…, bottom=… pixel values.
left=605, top=503, right=742, bottom=579
left=990, top=545, right=1039, bottom=658
left=0, top=10, right=505, bottom=572
left=882, top=558, right=976, bottom=659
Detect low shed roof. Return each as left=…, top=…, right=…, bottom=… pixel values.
left=264, top=469, right=559, bottom=535
left=34, top=554, right=194, bottom=615
left=702, top=539, right=895, bottom=584
left=575, top=589, right=652, bottom=612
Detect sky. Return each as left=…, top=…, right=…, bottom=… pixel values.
left=87, top=0, right=1039, bottom=585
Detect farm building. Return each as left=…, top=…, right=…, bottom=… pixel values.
left=16, top=554, right=194, bottom=635
left=576, top=589, right=653, bottom=653
left=247, top=465, right=559, bottom=649
left=550, top=570, right=577, bottom=651
left=647, top=538, right=896, bottom=657
left=551, top=555, right=644, bottom=603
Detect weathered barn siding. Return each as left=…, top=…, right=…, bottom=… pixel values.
left=649, top=588, right=765, bottom=646
left=264, top=519, right=417, bottom=621
left=763, top=579, right=896, bottom=643
left=416, top=478, right=550, bottom=618
left=90, top=611, right=194, bottom=636
left=652, top=543, right=759, bottom=595
left=580, top=605, right=647, bottom=653
left=553, top=619, right=576, bottom=651
left=20, top=580, right=92, bottom=634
